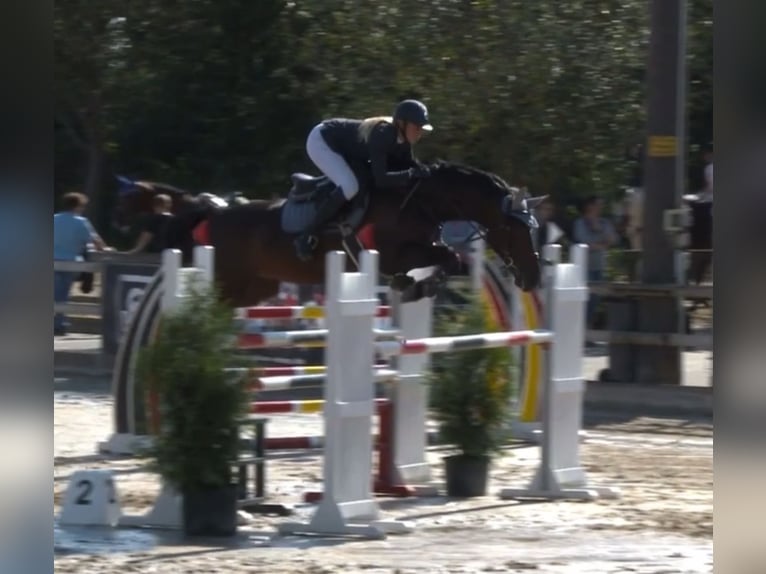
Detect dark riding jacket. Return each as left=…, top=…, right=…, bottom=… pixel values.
left=319, top=119, right=417, bottom=189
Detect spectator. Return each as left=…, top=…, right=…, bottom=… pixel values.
left=686, top=145, right=713, bottom=286
left=622, top=143, right=645, bottom=251
left=572, top=195, right=618, bottom=327
left=123, top=194, right=173, bottom=255
left=54, top=192, right=110, bottom=335
left=702, top=145, right=713, bottom=197
left=532, top=197, right=565, bottom=250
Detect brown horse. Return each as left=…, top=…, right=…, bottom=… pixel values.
left=113, top=161, right=545, bottom=306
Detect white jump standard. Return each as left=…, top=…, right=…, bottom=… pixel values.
left=499, top=244, right=619, bottom=501
left=278, top=250, right=413, bottom=539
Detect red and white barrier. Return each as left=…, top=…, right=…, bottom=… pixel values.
left=225, top=368, right=398, bottom=392
left=376, top=329, right=552, bottom=356
left=235, top=327, right=399, bottom=350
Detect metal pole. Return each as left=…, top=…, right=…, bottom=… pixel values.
left=636, top=0, right=686, bottom=384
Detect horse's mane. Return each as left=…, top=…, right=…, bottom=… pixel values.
left=126, top=180, right=191, bottom=196
left=427, top=160, right=516, bottom=195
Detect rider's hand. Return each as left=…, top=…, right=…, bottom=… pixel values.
left=408, top=165, right=431, bottom=180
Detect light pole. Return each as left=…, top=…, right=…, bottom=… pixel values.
left=637, top=0, right=687, bottom=384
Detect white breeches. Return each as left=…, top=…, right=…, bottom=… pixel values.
left=305, top=123, right=359, bottom=200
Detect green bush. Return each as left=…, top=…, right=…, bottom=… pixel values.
left=429, top=295, right=515, bottom=457
left=136, top=284, right=249, bottom=493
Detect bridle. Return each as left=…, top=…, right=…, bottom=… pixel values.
left=400, top=178, right=545, bottom=277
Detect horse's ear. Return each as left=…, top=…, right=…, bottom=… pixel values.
left=525, top=195, right=549, bottom=210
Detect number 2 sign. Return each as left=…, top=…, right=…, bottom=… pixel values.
left=58, top=469, right=122, bottom=527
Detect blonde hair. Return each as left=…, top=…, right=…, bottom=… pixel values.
left=358, top=116, right=394, bottom=142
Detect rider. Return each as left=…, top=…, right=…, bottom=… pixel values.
left=294, top=98, right=434, bottom=261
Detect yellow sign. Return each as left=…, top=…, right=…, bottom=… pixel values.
left=648, top=135, right=678, bottom=157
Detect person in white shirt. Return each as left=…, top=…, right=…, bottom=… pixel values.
left=703, top=146, right=713, bottom=198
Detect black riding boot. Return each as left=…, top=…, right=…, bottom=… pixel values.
left=294, top=186, right=347, bottom=261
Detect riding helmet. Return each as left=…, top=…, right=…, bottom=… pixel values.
left=393, top=99, right=433, bottom=132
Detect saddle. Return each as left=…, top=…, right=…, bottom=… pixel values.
left=288, top=173, right=336, bottom=203
left=281, top=172, right=370, bottom=235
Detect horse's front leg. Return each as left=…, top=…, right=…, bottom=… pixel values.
left=388, top=243, right=463, bottom=302
left=384, top=242, right=463, bottom=275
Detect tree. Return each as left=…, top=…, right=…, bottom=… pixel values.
left=55, top=1, right=131, bottom=219
left=55, top=0, right=713, bottom=229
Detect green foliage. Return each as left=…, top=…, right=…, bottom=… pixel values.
left=429, top=295, right=514, bottom=457
left=136, top=284, right=249, bottom=493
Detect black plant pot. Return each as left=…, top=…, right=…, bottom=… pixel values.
left=444, top=454, right=490, bottom=497
left=183, top=484, right=239, bottom=537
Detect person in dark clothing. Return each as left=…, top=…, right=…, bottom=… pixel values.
left=124, top=193, right=173, bottom=255
left=294, top=99, right=434, bottom=260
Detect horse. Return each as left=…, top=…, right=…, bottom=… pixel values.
left=112, top=161, right=545, bottom=306
left=111, top=179, right=192, bottom=234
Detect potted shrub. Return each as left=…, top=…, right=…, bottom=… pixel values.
left=429, top=295, right=515, bottom=497
left=136, top=284, right=249, bottom=537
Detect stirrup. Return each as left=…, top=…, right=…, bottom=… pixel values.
left=295, top=233, right=318, bottom=249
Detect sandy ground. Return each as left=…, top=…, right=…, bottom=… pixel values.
left=53, top=379, right=712, bottom=574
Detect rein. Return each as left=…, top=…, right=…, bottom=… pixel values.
left=399, top=179, right=422, bottom=211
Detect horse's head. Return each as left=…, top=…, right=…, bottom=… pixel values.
left=423, top=162, right=544, bottom=291
left=493, top=190, right=547, bottom=290
left=111, top=177, right=192, bottom=234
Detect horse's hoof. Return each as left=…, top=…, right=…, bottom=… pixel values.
left=390, top=274, right=415, bottom=292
